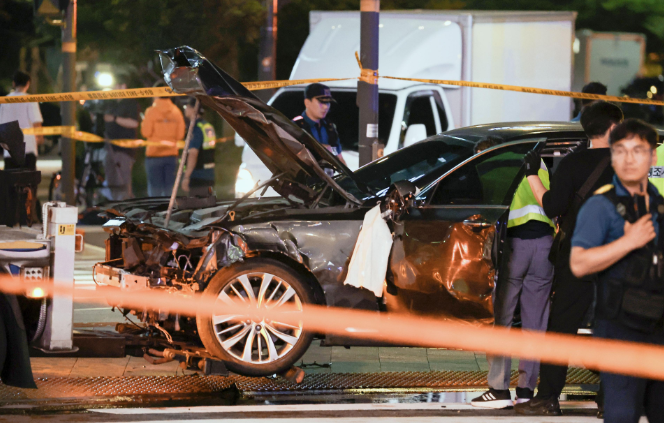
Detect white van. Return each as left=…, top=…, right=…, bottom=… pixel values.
left=236, top=10, right=576, bottom=197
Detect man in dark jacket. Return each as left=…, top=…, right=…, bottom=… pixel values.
left=515, top=101, right=623, bottom=416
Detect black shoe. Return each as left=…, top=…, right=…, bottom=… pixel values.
left=514, top=396, right=562, bottom=416
left=471, top=388, right=513, bottom=409
left=515, top=387, right=534, bottom=404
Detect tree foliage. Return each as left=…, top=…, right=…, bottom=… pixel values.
left=77, top=0, right=265, bottom=82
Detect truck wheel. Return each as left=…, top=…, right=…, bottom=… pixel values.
left=196, top=258, right=315, bottom=377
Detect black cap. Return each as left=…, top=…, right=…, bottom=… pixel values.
left=305, top=83, right=335, bottom=103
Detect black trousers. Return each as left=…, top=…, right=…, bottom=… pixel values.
left=536, top=258, right=595, bottom=399
left=595, top=319, right=664, bottom=423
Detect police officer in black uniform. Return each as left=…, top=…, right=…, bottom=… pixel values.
left=293, top=83, right=346, bottom=166
left=570, top=119, right=664, bottom=422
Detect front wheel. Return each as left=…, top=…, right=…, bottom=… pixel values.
left=196, top=258, right=316, bottom=377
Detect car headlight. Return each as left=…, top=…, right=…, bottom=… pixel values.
left=235, top=167, right=255, bottom=197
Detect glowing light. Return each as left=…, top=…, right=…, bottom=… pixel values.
left=573, top=37, right=580, bottom=54
left=235, top=167, right=255, bottom=197
left=95, top=72, right=114, bottom=88
left=648, top=91, right=653, bottom=99
left=651, top=85, right=658, bottom=94
left=444, top=20, right=452, bottom=26
left=418, top=26, right=424, bottom=30
left=28, top=287, right=45, bottom=298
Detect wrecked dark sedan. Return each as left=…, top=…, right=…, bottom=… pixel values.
left=93, top=46, right=592, bottom=377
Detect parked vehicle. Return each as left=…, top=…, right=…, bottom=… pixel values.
left=235, top=10, right=576, bottom=197
left=573, top=30, right=646, bottom=97
left=91, top=47, right=613, bottom=377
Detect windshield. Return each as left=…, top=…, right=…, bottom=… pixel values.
left=270, top=89, right=398, bottom=152
left=336, top=138, right=474, bottom=200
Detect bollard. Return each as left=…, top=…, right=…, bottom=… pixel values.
left=37, top=202, right=78, bottom=352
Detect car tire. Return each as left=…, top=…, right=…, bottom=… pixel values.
left=197, top=258, right=316, bottom=377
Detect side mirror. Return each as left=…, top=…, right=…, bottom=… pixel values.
left=382, top=180, right=418, bottom=222
left=403, top=124, right=427, bottom=148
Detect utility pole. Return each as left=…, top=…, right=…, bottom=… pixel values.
left=358, top=0, right=379, bottom=166
left=60, top=0, right=76, bottom=205
left=257, top=0, right=278, bottom=102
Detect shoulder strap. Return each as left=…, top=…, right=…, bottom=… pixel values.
left=571, top=154, right=611, bottom=212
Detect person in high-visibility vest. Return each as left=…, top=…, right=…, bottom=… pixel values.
left=648, top=143, right=664, bottom=195
left=182, top=98, right=217, bottom=196
left=472, top=139, right=555, bottom=409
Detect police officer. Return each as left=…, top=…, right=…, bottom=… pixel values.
left=516, top=101, right=623, bottom=416
left=182, top=98, right=217, bottom=196
left=570, top=119, right=664, bottom=422
left=648, top=143, right=664, bottom=195
left=293, top=83, right=346, bottom=166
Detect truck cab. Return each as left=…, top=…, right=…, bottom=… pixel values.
left=236, top=10, right=575, bottom=197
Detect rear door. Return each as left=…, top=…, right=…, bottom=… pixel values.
left=385, top=140, right=538, bottom=322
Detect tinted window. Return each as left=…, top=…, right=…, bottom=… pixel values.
left=336, top=140, right=473, bottom=199
left=430, top=143, right=534, bottom=205
left=407, top=95, right=436, bottom=136
left=270, top=89, right=397, bottom=152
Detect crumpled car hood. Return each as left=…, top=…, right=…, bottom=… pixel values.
left=158, top=46, right=362, bottom=206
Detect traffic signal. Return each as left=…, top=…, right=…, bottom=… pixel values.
left=34, top=0, right=70, bottom=16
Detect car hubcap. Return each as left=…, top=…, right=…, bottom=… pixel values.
left=212, top=272, right=303, bottom=364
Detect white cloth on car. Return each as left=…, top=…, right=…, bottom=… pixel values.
left=343, top=205, right=393, bottom=297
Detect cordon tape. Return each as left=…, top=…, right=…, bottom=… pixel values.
left=1, top=51, right=662, bottom=107
left=1, top=275, right=664, bottom=382
left=22, top=126, right=233, bottom=148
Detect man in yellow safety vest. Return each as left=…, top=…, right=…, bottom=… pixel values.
left=472, top=138, right=555, bottom=409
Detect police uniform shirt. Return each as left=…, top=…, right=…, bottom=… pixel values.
left=189, top=118, right=215, bottom=182
left=300, top=112, right=341, bottom=155
left=571, top=175, right=660, bottom=250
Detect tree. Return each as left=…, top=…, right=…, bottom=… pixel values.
left=77, top=0, right=265, bottom=83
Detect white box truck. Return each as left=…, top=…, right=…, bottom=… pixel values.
left=235, top=10, right=576, bottom=197
left=572, top=30, right=646, bottom=96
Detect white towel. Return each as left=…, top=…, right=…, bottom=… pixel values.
left=343, top=205, right=393, bottom=297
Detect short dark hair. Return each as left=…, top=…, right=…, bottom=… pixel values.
left=13, top=71, right=30, bottom=88
left=609, top=118, right=659, bottom=149
left=580, top=101, right=623, bottom=139
left=474, top=136, right=501, bottom=153
left=581, top=82, right=608, bottom=106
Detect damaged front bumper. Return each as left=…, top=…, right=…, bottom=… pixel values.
left=93, top=262, right=149, bottom=290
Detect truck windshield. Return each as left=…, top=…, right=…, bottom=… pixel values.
left=335, top=138, right=474, bottom=200
left=270, top=89, right=397, bottom=152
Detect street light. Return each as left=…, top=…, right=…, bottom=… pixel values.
left=95, top=72, right=114, bottom=88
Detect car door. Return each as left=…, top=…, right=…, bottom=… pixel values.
left=385, top=140, right=538, bottom=323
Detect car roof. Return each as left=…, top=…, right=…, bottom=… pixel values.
left=434, top=121, right=664, bottom=144
left=436, top=121, right=585, bottom=143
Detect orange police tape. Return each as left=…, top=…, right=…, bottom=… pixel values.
left=21, top=126, right=233, bottom=148
left=2, top=275, right=664, bottom=381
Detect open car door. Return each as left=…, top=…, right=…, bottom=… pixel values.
left=385, top=140, right=540, bottom=324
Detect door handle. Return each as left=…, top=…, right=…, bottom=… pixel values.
left=463, top=219, right=491, bottom=228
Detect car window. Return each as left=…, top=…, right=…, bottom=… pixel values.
left=270, top=89, right=398, bottom=152
left=336, top=139, right=474, bottom=199
left=432, top=91, right=449, bottom=132
left=429, top=143, right=535, bottom=206
left=399, top=91, right=439, bottom=148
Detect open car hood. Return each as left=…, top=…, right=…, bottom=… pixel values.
left=159, top=46, right=362, bottom=206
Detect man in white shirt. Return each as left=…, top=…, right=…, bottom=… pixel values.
left=0, top=71, right=43, bottom=170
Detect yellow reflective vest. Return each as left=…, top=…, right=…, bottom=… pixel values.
left=507, top=161, right=555, bottom=229
left=649, top=144, right=664, bottom=196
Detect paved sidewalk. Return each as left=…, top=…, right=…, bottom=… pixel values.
left=30, top=342, right=501, bottom=378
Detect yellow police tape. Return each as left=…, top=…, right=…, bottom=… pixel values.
left=2, top=69, right=663, bottom=107
left=21, top=126, right=233, bottom=148
left=0, top=77, right=356, bottom=105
